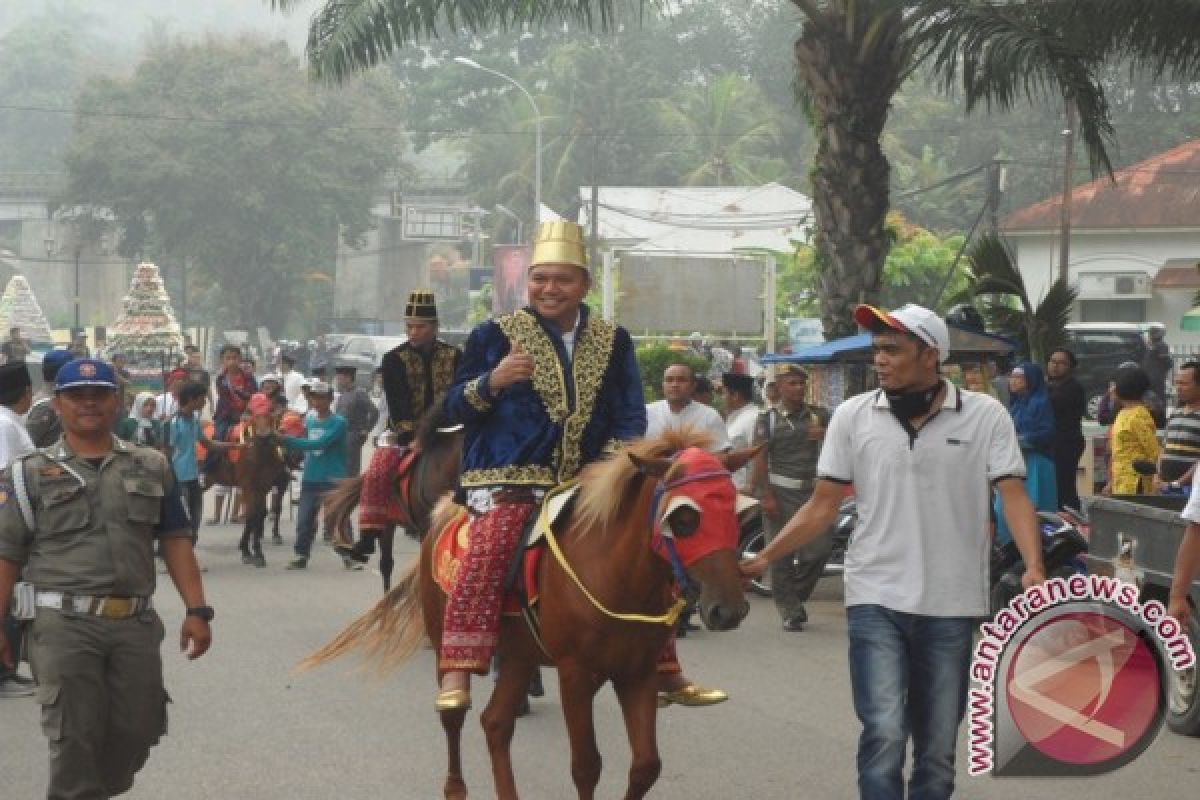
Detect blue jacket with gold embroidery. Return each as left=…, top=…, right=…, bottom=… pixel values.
left=445, top=305, right=646, bottom=493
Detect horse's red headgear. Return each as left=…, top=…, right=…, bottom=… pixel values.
left=651, top=448, right=739, bottom=567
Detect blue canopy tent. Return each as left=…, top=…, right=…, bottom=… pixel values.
left=764, top=326, right=1015, bottom=365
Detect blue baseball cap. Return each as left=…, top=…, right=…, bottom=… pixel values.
left=55, top=358, right=119, bottom=392
left=42, top=349, right=74, bottom=371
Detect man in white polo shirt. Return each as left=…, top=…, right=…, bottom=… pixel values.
left=646, top=363, right=730, bottom=451
left=741, top=303, right=1046, bottom=800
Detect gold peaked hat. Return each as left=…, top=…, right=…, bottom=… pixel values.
left=405, top=289, right=438, bottom=322
left=529, top=221, right=587, bottom=271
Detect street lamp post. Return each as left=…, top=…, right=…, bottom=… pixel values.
left=72, top=245, right=82, bottom=330
left=494, top=203, right=523, bottom=245
left=454, top=57, right=542, bottom=227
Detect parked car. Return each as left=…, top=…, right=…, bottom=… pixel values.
left=1064, top=323, right=1149, bottom=419
left=329, top=335, right=407, bottom=388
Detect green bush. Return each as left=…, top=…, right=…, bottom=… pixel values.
left=635, top=344, right=708, bottom=402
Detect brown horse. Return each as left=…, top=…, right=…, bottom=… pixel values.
left=322, top=408, right=464, bottom=590
left=207, top=414, right=289, bottom=567
left=301, top=430, right=753, bottom=799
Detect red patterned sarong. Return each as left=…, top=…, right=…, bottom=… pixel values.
left=439, top=502, right=536, bottom=674
left=359, top=446, right=408, bottom=531
left=657, top=635, right=682, bottom=675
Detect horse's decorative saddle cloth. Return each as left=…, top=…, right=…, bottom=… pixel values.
left=432, top=482, right=581, bottom=615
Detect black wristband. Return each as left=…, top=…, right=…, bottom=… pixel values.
left=186, top=606, right=215, bottom=622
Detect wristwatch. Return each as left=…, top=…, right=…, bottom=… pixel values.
left=186, top=606, right=215, bottom=622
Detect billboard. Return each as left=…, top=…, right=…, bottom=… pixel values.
left=616, top=253, right=767, bottom=336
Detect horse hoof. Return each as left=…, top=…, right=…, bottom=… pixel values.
left=241, top=553, right=254, bottom=565
left=253, top=555, right=267, bottom=568
left=271, top=534, right=284, bottom=546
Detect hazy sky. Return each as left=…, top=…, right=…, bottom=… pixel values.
left=5, top=0, right=321, bottom=52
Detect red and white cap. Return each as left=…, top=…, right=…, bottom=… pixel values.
left=854, top=303, right=950, bottom=364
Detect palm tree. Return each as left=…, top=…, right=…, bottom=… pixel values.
left=271, top=0, right=1200, bottom=335
left=654, top=73, right=784, bottom=186
left=967, top=232, right=1076, bottom=364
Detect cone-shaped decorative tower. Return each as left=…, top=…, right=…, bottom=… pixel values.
left=109, top=262, right=185, bottom=371
left=0, top=274, right=54, bottom=345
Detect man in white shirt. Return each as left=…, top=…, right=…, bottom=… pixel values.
left=0, top=361, right=35, bottom=698
left=0, top=362, right=34, bottom=466
left=741, top=303, right=1046, bottom=799
left=720, top=372, right=759, bottom=491
left=280, top=353, right=308, bottom=414
left=645, top=364, right=730, bottom=452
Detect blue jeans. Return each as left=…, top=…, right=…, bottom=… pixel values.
left=847, top=605, right=974, bottom=800
left=294, top=481, right=336, bottom=559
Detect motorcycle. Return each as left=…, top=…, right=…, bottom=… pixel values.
left=989, top=508, right=1089, bottom=616
left=737, top=496, right=856, bottom=598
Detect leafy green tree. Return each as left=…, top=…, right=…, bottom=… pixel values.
left=59, top=35, right=405, bottom=335
left=878, top=214, right=969, bottom=310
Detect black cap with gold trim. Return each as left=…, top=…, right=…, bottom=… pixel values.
left=405, top=289, right=438, bottom=322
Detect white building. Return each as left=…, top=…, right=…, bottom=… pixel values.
left=1001, top=139, right=1200, bottom=345
left=579, top=183, right=812, bottom=254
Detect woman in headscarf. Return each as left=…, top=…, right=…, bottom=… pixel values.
left=116, top=391, right=163, bottom=448
left=995, top=362, right=1057, bottom=546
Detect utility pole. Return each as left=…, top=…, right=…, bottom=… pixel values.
left=1058, top=100, right=1077, bottom=285
left=986, top=157, right=1006, bottom=233
left=589, top=133, right=600, bottom=274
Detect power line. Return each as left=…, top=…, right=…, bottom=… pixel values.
left=7, top=100, right=1196, bottom=141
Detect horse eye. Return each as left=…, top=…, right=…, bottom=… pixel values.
left=668, top=506, right=701, bottom=537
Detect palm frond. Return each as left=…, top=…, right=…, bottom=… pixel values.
left=1029, top=278, right=1078, bottom=363
left=915, top=0, right=1115, bottom=176
left=1051, top=0, right=1200, bottom=81
left=293, top=0, right=652, bottom=82
left=966, top=232, right=1031, bottom=312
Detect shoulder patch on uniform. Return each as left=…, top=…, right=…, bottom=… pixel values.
left=0, top=483, right=10, bottom=507
left=39, top=464, right=65, bottom=478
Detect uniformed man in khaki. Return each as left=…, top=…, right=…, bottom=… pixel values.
left=749, top=364, right=832, bottom=632
left=0, top=358, right=213, bottom=799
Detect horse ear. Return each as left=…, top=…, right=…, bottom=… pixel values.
left=627, top=452, right=672, bottom=477
left=719, top=444, right=764, bottom=473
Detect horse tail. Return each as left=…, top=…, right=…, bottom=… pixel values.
left=296, top=558, right=425, bottom=676
left=322, top=475, right=363, bottom=538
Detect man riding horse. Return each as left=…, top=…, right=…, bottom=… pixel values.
left=434, top=220, right=726, bottom=713
left=340, top=290, right=461, bottom=563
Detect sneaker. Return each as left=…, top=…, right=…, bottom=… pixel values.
left=0, top=677, right=34, bottom=699
left=341, top=555, right=365, bottom=571
left=285, top=557, right=308, bottom=570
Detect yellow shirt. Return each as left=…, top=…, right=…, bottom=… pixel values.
left=1111, top=405, right=1160, bottom=494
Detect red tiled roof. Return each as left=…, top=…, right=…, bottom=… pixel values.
left=1152, top=259, right=1200, bottom=289
left=1001, top=139, right=1200, bottom=232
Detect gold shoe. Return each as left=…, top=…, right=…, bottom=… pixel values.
left=656, top=683, right=729, bottom=708
left=434, top=688, right=472, bottom=713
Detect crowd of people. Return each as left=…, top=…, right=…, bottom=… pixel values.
left=2, top=217, right=1200, bottom=799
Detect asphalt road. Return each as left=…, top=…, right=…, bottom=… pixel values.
left=4, top=514, right=1200, bottom=799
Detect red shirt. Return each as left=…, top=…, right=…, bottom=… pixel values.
left=215, top=370, right=256, bottom=423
